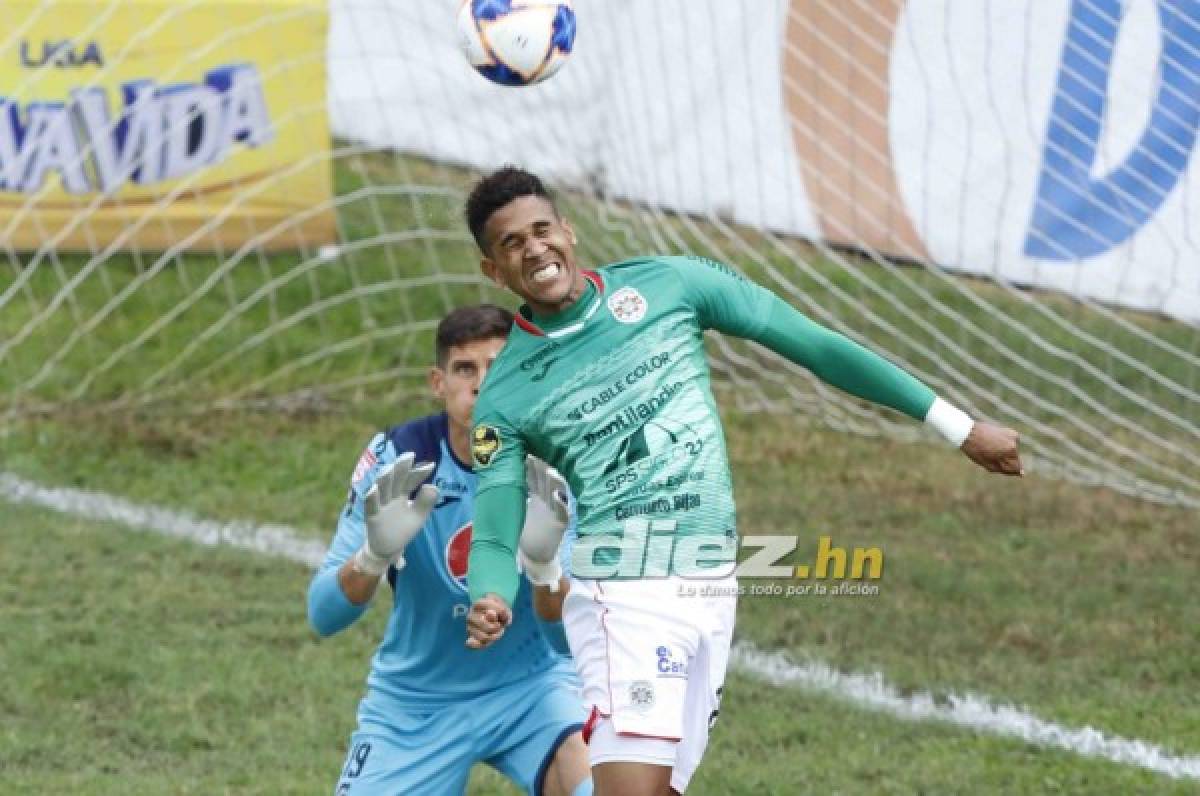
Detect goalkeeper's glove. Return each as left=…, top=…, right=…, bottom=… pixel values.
left=518, top=455, right=571, bottom=592
left=353, top=452, right=438, bottom=577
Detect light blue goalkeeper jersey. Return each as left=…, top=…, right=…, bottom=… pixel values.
left=307, top=412, right=575, bottom=711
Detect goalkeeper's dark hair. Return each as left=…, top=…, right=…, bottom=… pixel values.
left=436, top=304, right=513, bottom=366
left=465, top=166, right=557, bottom=251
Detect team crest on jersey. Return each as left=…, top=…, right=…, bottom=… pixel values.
left=607, top=287, right=647, bottom=324
left=471, top=424, right=501, bottom=468
left=445, top=522, right=472, bottom=591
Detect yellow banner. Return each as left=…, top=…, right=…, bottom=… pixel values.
left=0, top=0, right=334, bottom=251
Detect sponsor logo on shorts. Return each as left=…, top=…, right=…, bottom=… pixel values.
left=628, top=680, right=656, bottom=712
left=607, top=286, right=647, bottom=323
left=471, top=424, right=501, bottom=467
left=656, top=645, right=688, bottom=679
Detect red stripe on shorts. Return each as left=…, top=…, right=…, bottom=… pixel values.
left=582, top=705, right=605, bottom=744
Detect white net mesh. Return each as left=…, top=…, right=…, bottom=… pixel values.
left=1, top=0, right=1197, bottom=507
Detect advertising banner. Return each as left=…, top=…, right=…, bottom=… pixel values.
left=1, top=0, right=334, bottom=251
left=330, top=0, right=1200, bottom=321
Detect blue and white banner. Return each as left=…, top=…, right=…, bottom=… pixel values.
left=329, top=0, right=1200, bottom=321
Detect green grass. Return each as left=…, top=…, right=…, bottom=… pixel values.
left=1, top=503, right=362, bottom=795
left=2, top=404, right=1198, bottom=793
left=4, top=486, right=1197, bottom=795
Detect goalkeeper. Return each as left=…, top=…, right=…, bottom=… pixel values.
left=307, top=304, right=591, bottom=796
left=461, top=168, right=1023, bottom=796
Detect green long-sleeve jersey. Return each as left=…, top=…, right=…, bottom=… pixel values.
left=468, top=256, right=935, bottom=605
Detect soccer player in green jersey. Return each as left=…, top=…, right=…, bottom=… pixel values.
left=462, top=167, right=1022, bottom=796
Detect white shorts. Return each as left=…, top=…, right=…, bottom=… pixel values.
left=562, top=574, right=737, bottom=793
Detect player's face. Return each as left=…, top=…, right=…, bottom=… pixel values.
left=430, top=336, right=507, bottom=433
left=480, top=195, right=583, bottom=314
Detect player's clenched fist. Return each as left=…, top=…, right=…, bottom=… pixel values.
left=960, top=421, right=1024, bottom=476
left=465, top=594, right=512, bottom=650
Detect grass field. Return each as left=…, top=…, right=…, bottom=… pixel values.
left=3, top=404, right=1198, bottom=794
left=3, top=152, right=1199, bottom=793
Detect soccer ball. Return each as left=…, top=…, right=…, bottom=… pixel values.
left=457, top=0, right=576, bottom=86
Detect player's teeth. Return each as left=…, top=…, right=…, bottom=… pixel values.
left=532, top=263, right=560, bottom=283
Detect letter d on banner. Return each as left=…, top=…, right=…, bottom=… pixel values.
left=1025, top=0, right=1200, bottom=260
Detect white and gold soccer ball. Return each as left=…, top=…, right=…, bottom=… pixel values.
left=457, top=0, right=576, bottom=86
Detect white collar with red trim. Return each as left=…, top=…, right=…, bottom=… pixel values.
left=512, top=270, right=605, bottom=339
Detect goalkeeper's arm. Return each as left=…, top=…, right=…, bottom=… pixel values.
left=307, top=454, right=437, bottom=637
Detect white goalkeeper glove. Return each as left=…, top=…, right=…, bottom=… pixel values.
left=353, top=452, right=438, bottom=577
left=518, top=455, right=571, bottom=592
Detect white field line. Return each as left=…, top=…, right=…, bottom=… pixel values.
left=735, top=644, right=1200, bottom=780
left=0, top=471, right=327, bottom=568
left=5, top=471, right=1199, bottom=781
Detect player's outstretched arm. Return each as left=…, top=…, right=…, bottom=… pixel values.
left=757, top=299, right=1024, bottom=475
left=674, top=256, right=1023, bottom=475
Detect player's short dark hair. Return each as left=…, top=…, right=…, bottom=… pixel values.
left=435, top=304, right=513, bottom=366
left=465, top=166, right=557, bottom=251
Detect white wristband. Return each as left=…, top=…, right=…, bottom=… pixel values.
left=519, top=549, right=563, bottom=592
left=924, top=397, right=974, bottom=447
left=352, top=546, right=402, bottom=578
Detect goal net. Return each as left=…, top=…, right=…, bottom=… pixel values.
left=1, top=0, right=1197, bottom=508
